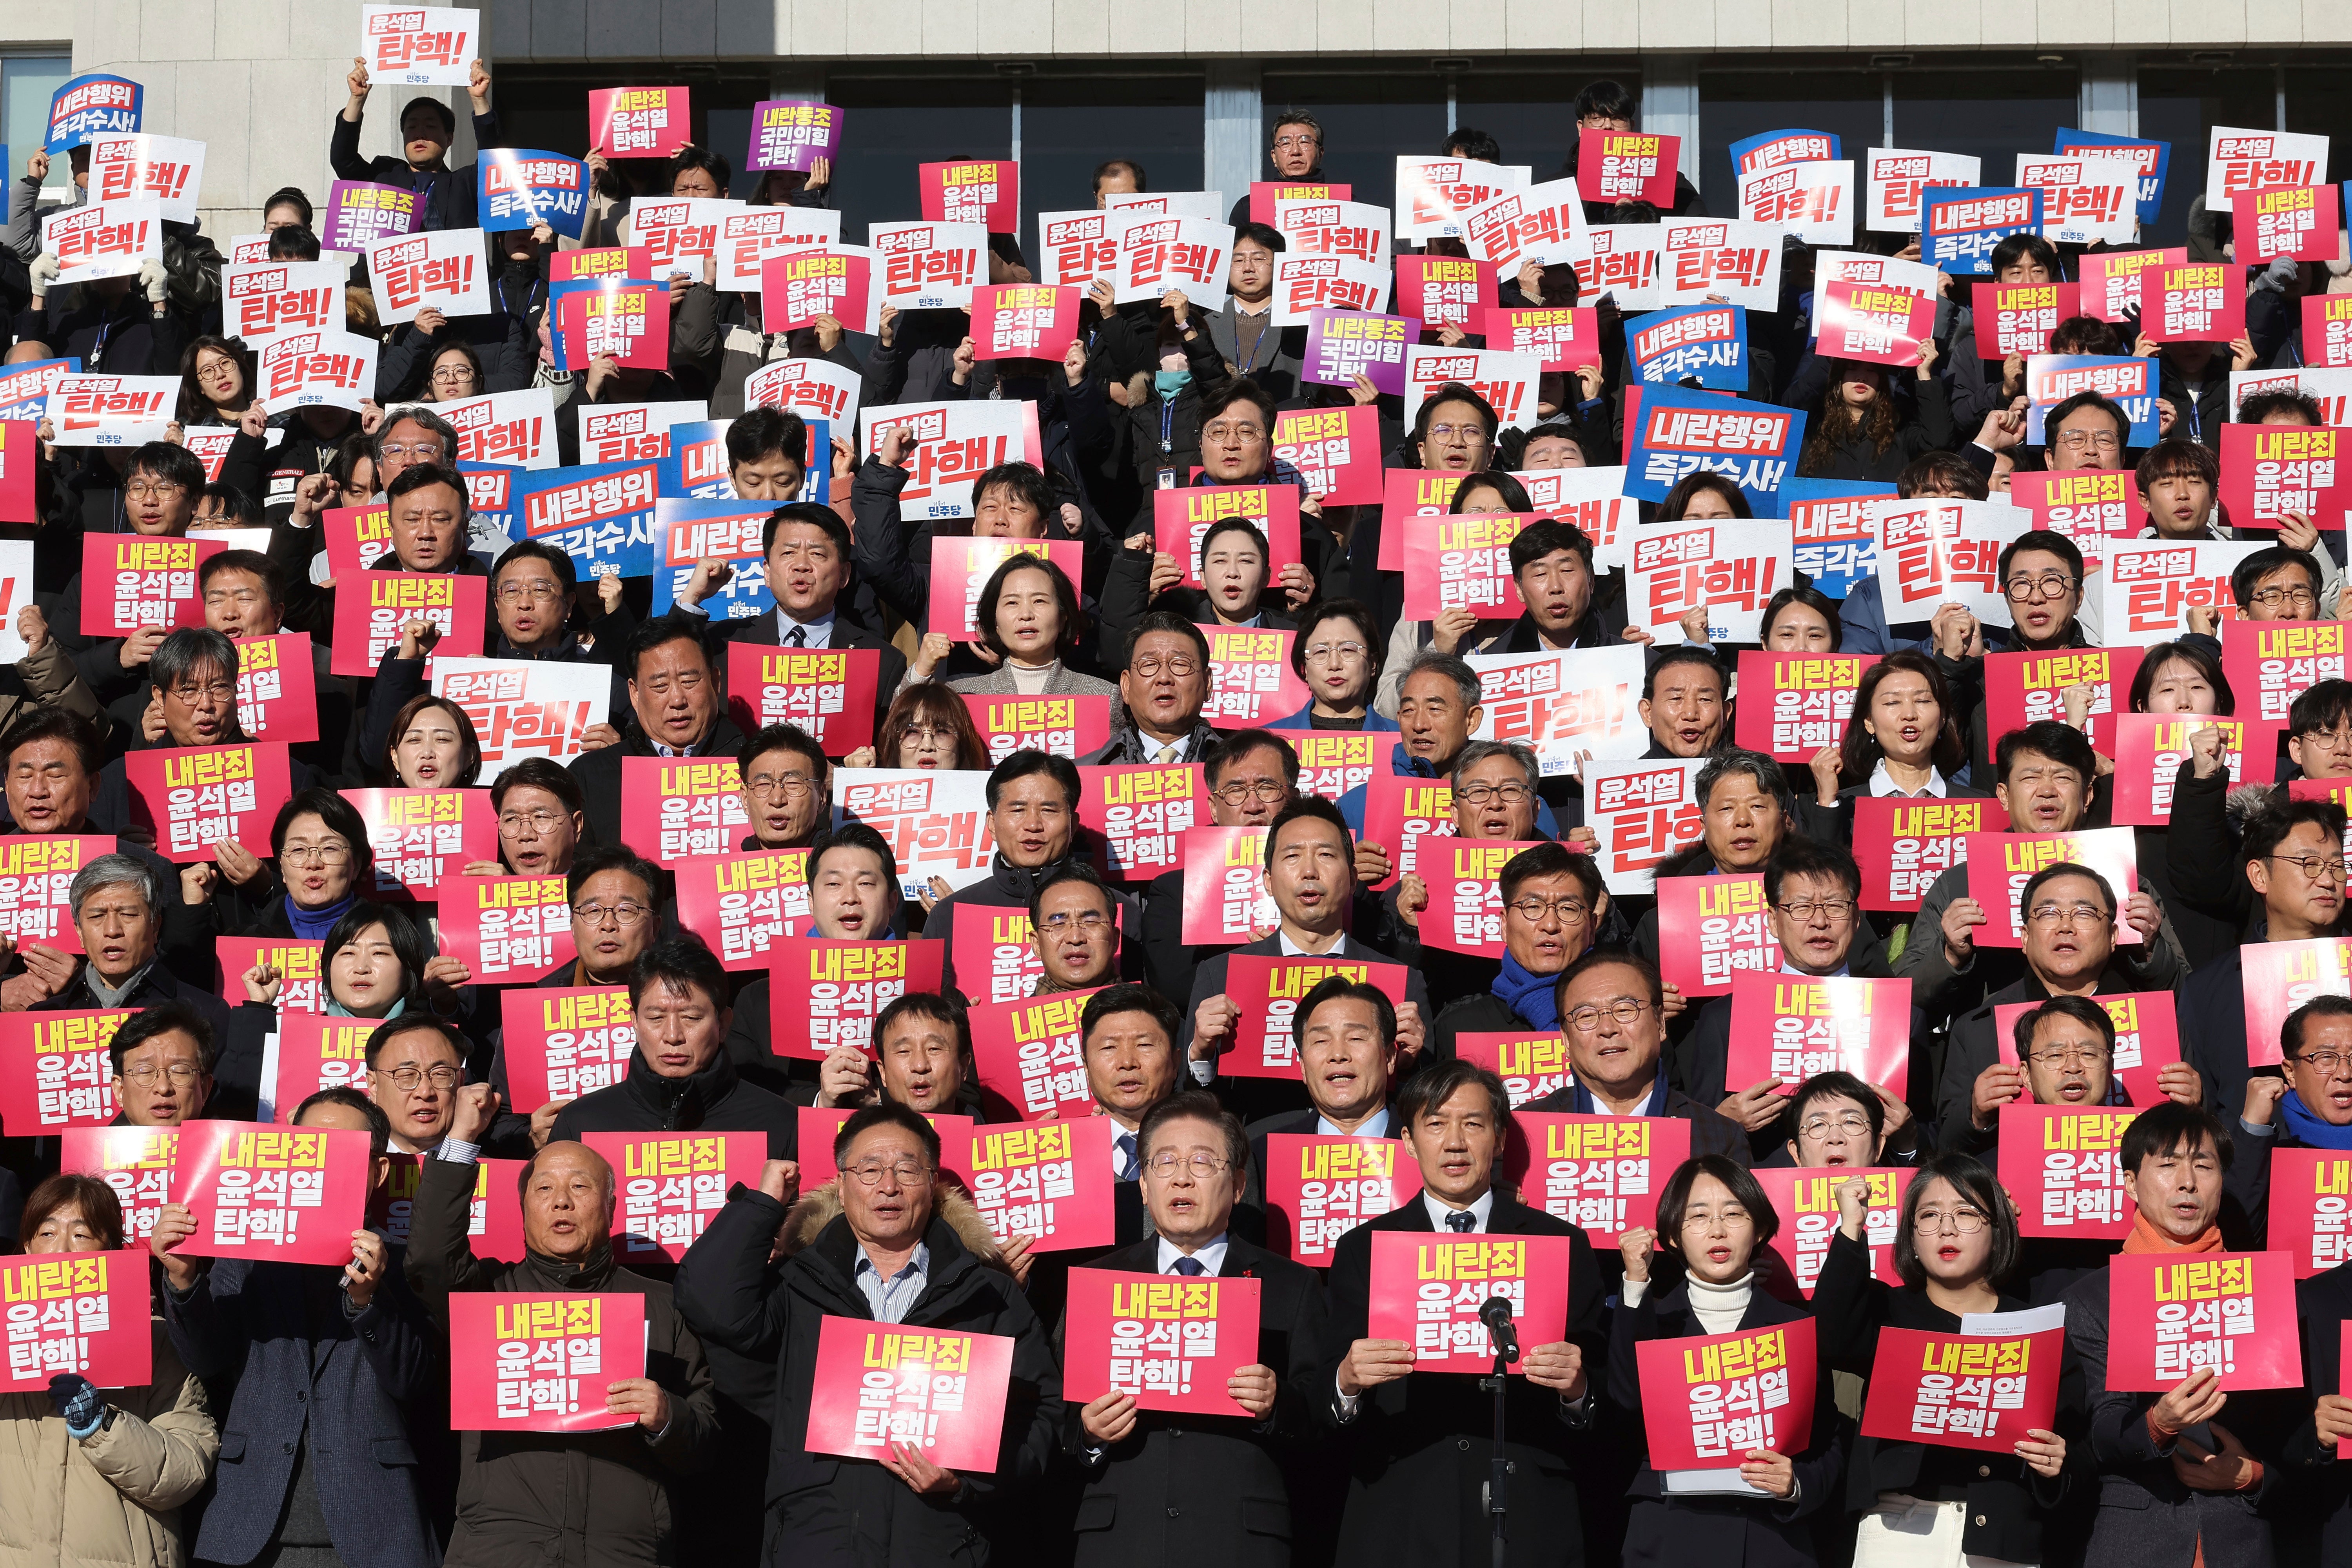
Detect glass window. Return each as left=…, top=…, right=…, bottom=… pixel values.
left=1452, top=71, right=1635, bottom=186
left=4, top=54, right=71, bottom=191
left=2139, top=65, right=2276, bottom=247
left=1890, top=68, right=2078, bottom=185
left=1259, top=74, right=1447, bottom=204
left=1021, top=77, right=1204, bottom=221
left=1699, top=71, right=1882, bottom=216
left=824, top=78, right=1012, bottom=245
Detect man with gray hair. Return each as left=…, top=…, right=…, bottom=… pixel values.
left=27, top=853, right=234, bottom=1038
left=86, top=626, right=321, bottom=840
left=1337, top=649, right=1484, bottom=833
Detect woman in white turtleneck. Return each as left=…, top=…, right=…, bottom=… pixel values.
left=1608, top=1154, right=1845, bottom=1568
left=907, top=555, right=1118, bottom=699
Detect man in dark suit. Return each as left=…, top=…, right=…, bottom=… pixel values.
left=1245, top=975, right=1404, bottom=1209
left=331, top=55, right=497, bottom=234
left=2061, top=1101, right=2303, bottom=1568
left=1527, top=950, right=1750, bottom=1165
left=1063, top=1089, right=1328, bottom=1568
left=1184, top=795, right=1430, bottom=1124
left=1319, top=1056, right=1606, bottom=1568
left=568, top=617, right=749, bottom=851
left=1428, top=841, right=1606, bottom=1062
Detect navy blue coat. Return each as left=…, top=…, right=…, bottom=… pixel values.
left=163, top=1240, right=444, bottom=1568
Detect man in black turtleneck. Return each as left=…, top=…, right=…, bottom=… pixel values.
left=920, top=749, right=1142, bottom=1003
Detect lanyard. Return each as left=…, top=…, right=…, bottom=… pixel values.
left=1238, top=310, right=1272, bottom=369
left=1158, top=399, right=1175, bottom=455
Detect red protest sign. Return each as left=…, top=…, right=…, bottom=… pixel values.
left=448, top=1293, right=646, bottom=1432
left=949, top=905, right=1048, bottom=1007
left=966, top=1118, right=1117, bottom=1252
left=2308, top=294, right=2352, bottom=368
left=970, top=283, right=1079, bottom=359
left=1177, top=826, right=1278, bottom=945
left=920, top=161, right=1019, bottom=232
left=1858, top=1327, right=2063, bottom=1453
left=1656, top=874, right=1783, bottom=997
left=123, top=742, right=294, bottom=864
left=725, top=644, right=880, bottom=757
left=1962, top=827, right=2141, bottom=948
left=269, top=1014, right=376, bottom=1117
left=1993, top=989, right=2185, bottom=1107
left=64, top=1126, right=178, bottom=1242
left=214, top=937, right=322, bottom=1016
left=0, top=835, right=109, bottom=954
left=1358, top=772, right=1456, bottom=894
left=588, top=86, right=690, bottom=158
left=555, top=279, right=670, bottom=370
left=2140, top=262, right=2245, bottom=344
left=1271, top=403, right=1383, bottom=507
left=1219, top=955, right=1410, bottom=1079
left=340, top=786, right=497, bottom=900
left=0, top=1010, right=127, bottom=1134
left=1633, top=1317, right=1817, bottom=1468
left=1262, top=1134, right=1418, bottom=1267
left=668, top=846, right=814, bottom=968
left=171, top=1120, right=371, bottom=1266
left=1377, top=468, right=1468, bottom=570
left=1818, top=278, right=1936, bottom=366
left=1400, top=513, right=1531, bottom=619
left=1063, top=1269, right=1260, bottom=1414
left=1853, top=797, right=1989, bottom=913
left=499, top=987, right=634, bottom=1114
left=551, top=245, right=654, bottom=283
left=2008, top=470, right=2147, bottom=545
left=1977, top=281, right=2080, bottom=356
left=1724, top=974, right=1913, bottom=1098
left=617, top=756, right=749, bottom=865
left=322, top=503, right=391, bottom=579
left=969, top=987, right=1102, bottom=1122
left=2108, top=715, right=2278, bottom=826
left=765, top=939, right=948, bottom=1060
left=2221, top=618, right=2352, bottom=724
left=1751, top=1166, right=1915, bottom=1300
left=1418, top=838, right=1543, bottom=959
left=1982, top=648, right=2142, bottom=758
left=1250, top=181, right=1351, bottom=227
left=1079, top=764, right=1210, bottom=883
left=234, top=633, right=320, bottom=746
left=804, top=1316, right=1015, bottom=1470
left=0, top=1250, right=153, bottom=1391
left=582, top=1130, right=769, bottom=1264
left=1998, top=1102, right=2139, bottom=1239
left=77, top=534, right=218, bottom=637
left=1203, top=627, right=1312, bottom=730
left=1578, top=129, right=1679, bottom=207
left=2220, top=424, right=2352, bottom=530
left=797, top=1107, right=976, bottom=1189
left=1395, top=254, right=1495, bottom=334
left=1292, top=732, right=1380, bottom=804
left=1483, top=306, right=1601, bottom=372
left=960, top=693, right=1113, bottom=764
left=2236, top=185, right=2343, bottom=265
left=2241, top=938, right=2352, bottom=1069
left=2269, top=1150, right=2352, bottom=1278
left=1367, top=1231, right=1573, bottom=1372
left=330, top=571, right=488, bottom=679
left=1151, top=485, right=1304, bottom=591
left=762, top=250, right=877, bottom=334
left=436, top=874, right=577, bottom=984
left=1455, top=1032, right=1577, bottom=1107
left=926, top=537, right=1084, bottom=642
left=2079, top=247, right=2187, bottom=321
left=1501, top=1114, right=1688, bottom=1245
left=2104, top=1251, right=2302, bottom=1390
left=1733, top=652, right=1875, bottom=764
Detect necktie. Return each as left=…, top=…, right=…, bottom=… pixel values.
left=1116, top=1132, right=1140, bottom=1182
left=786, top=625, right=807, bottom=647
left=1445, top=1210, right=1476, bottom=1233
left=1155, top=744, right=1179, bottom=765
left=1172, top=1256, right=1206, bottom=1276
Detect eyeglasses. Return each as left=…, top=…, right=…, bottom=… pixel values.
left=844, top=1158, right=931, bottom=1186
left=2026, top=1044, right=2109, bottom=1066
left=1774, top=899, right=1857, bottom=923
left=379, top=442, right=446, bottom=460
left=282, top=844, right=351, bottom=866
left=379, top=1064, right=462, bottom=1092
left=572, top=902, right=652, bottom=927
left=1201, top=422, right=1265, bottom=443
left=2300, top=726, right=2352, bottom=754
left=169, top=681, right=237, bottom=703
left=2053, top=431, right=2120, bottom=454
left=496, top=582, right=565, bottom=604
left=1798, top=1112, right=1872, bottom=1139
left=119, top=1063, right=203, bottom=1085
left=1565, top=998, right=1652, bottom=1033
left=1272, top=134, right=1320, bottom=149
left=429, top=368, right=474, bottom=386
left=2293, top=1050, right=2352, bottom=1074
left=2026, top=901, right=2108, bottom=928
left=125, top=482, right=185, bottom=501
left=1912, top=1207, right=1989, bottom=1235
left=1506, top=895, right=1591, bottom=924
left=2002, top=573, right=2078, bottom=601
left=1682, top=1205, right=1753, bottom=1232
left=1457, top=783, right=1532, bottom=806
left=2249, top=584, right=2318, bottom=608
left=1425, top=423, right=1489, bottom=444
left=1129, top=655, right=1200, bottom=679
left=1303, top=641, right=1368, bottom=665
left=499, top=809, right=567, bottom=833
left=1211, top=779, right=1290, bottom=805
left=901, top=724, right=956, bottom=745
left=746, top=773, right=817, bottom=799
left=1145, top=1152, right=1230, bottom=1177
left=2269, top=853, right=2349, bottom=882
left=1038, top=910, right=1112, bottom=933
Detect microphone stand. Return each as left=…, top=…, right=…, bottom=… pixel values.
left=1481, top=1301, right=1517, bottom=1568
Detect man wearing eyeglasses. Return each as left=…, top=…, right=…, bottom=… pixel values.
left=733, top=722, right=831, bottom=852
left=1223, top=112, right=1327, bottom=230
left=2223, top=996, right=2352, bottom=1243
left=1939, top=529, right=2100, bottom=771
left=1428, top=844, right=1607, bottom=1063
left=1527, top=950, right=1750, bottom=1163
left=1066, top=1089, right=1327, bottom=1568
left=37, top=441, right=209, bottom=710
left=1083, top=613, right=1221, bottom=765
left=1030, top=864, right=1121, bottom=995
left=1388, top=740, right=1561, bottom=1006
left=100, top=998, right=220, bottom=1128
left=366, top=1016, right=470, bottom=1158
left=2178, top=797, right=2352, bottom=1131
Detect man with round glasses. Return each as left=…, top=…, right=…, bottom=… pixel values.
left=1527, top=951, right=1749, bottom=1163
left=1388, top=740, right=1559, bottom=1008
left=1431, top=842, right=1605, bottom=1059
left=2225, top=996, right=2352, bottom=1240
left=1029, top=862, right=1121, bottom=995
left=367, top=1015, right=471, bottom=1157
left=1943, top=529, right=2100, bottom=768
left=734, top=722, right=831, bottom=851
left=103, top=998, right=221, bottom=1129
left=1082, top=612, right=1220, bottom=766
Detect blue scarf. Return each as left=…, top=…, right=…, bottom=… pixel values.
left=286, top=890, right=357, bottom=942
left=327, top=995, right=407, bottom=1022
left=2281, top=1089, right=2352, bottom=1150
left=1493, top=953, right=1561, bottom=1030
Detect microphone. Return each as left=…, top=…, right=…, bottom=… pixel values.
left=1479, top=1295, right=1520, bottom=1361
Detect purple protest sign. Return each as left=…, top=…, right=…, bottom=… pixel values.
left=321, top=181, right=419, bottom=254
left=1303, top=310, right=1421, bottom=397
left=747, top=100, right=842, bottom=174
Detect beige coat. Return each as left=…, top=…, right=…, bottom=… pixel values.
left=0, top=1320, right=219, bottom=1568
